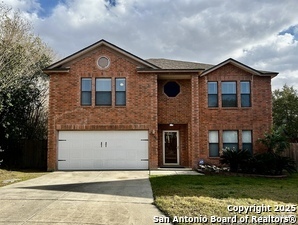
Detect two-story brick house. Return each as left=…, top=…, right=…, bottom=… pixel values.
left=44, top=39, right=278, bottom=171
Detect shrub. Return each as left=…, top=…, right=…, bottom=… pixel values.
left=219, top=148, right=297, bottom=175
left=258, top=128, right=289, bottom=154
left=253, top=152, right=296, bottom=175
left=220, top=148, right=252, bottom=172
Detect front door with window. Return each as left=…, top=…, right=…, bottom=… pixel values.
left=163, top=131, right=179, bottom=165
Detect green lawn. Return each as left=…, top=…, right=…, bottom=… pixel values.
left=0, top=169, right=47, bottom=187
left=150, top=173, right=298, bottom=225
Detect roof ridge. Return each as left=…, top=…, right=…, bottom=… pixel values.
left=146, top=58, right=214, bottom=70
left=44, top=39, right=160, bottom=70
left=147, top=57, right=213, bottom=64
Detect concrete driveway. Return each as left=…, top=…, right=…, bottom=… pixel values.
left=0, top=171, right=171, bottom=225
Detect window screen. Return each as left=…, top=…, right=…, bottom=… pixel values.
left=223, top=130, right=238, bottom=150
left=96, top=78, right=112, bottom=106
left=208, top=82, right=218, bottom=107
left=242, top=130, right=252, bottom=153
left=209, top=131, right=219, bottom=157
left=81, top=78, right=92, bottom=106
left=241, top=81, right=251, bottom=107
left=222, top=82, right=237, bottom=107
left=115, top=78, right=126, bottom=106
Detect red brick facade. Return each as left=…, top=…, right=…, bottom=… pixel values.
left=198, top=64, right=272, bottom=165
left=45, top=40, right=277, bottom=170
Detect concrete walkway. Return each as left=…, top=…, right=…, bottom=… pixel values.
left=149, top=169, right=203, bottom=176
left=0, top=171, right=171, bottom=225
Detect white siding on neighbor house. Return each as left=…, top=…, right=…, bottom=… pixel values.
left=58, top=131, right=148, bottom=170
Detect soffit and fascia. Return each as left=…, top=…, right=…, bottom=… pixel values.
left=43, top=40, right=278, bottom=78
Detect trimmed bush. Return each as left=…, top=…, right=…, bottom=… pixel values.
left=220, top=148, right=297, bottom=175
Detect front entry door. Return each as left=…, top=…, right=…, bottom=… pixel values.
left=163, top=131, right=179, bottom=165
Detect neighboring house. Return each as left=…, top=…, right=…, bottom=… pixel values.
left=44, top=39, right=278, bottom=171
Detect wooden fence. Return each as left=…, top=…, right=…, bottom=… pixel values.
left=1, top=140, right=47, bottom=170
left=282, top=143, right=298, bottom=170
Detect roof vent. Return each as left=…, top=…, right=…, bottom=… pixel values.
left=97, top=56, right=110, bottom=69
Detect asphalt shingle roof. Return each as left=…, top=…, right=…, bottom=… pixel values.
left=146, top=58, right=214, bottom=70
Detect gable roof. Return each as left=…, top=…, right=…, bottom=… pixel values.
left=43, top=39, right=278, bottom=78
left=44, top=39, right=159, bottom=72
left=200, top=58, right=278, bottom=77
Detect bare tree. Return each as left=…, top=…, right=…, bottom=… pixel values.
left=0, top=4, right=55, bottom=140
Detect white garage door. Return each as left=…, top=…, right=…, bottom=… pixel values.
left=58, top=131, right=148, bottom=170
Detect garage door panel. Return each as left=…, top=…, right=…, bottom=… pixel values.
left=68, top=161, right=81, bottom=170
left=58, top=148, right=68, bottom=159
left=58, top=131, right=148, bottom=170
left=93, top=149, right=101, bottom=158
left=71, top=148, right=82, bottom=158
left=58, top=161, right=68, bottom=170
left=93, top=159, right=104, bottom=168
left=80, top=159, right=94, bottom=169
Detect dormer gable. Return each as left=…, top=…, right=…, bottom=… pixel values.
left=43, top=39, right=159, bottom=74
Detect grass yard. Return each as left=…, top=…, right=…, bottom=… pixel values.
left=150, top=173, right=298, bottom=225
left=0, top=169, right=47, bottom=187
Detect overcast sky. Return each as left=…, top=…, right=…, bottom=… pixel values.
left=3, top=0, right=298, bottom=90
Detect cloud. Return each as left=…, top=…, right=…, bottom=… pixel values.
left=2, top=0, right=37, bottom=11
left=238, top=31, right=298, bottom=90
left=272, top=69, right=298, bottom=91
left=2, top=0, right=298, bottom=90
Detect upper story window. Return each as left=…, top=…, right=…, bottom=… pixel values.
left=208, top=82, right=218, bottom=107
left=115, top=78, right=126, bottom=106
left=81, top=78, right=126, bottom=107
left=222, top=82, right=237, bottom=107
left=81, top=78, right=92, bottom=106
left=96, top=78, right=112, bottom=106
left=208, top=81, right=252, bottom=108
left=241, top=81, right=251, bottom=107
left=164, top=81, right=180, bottom=97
